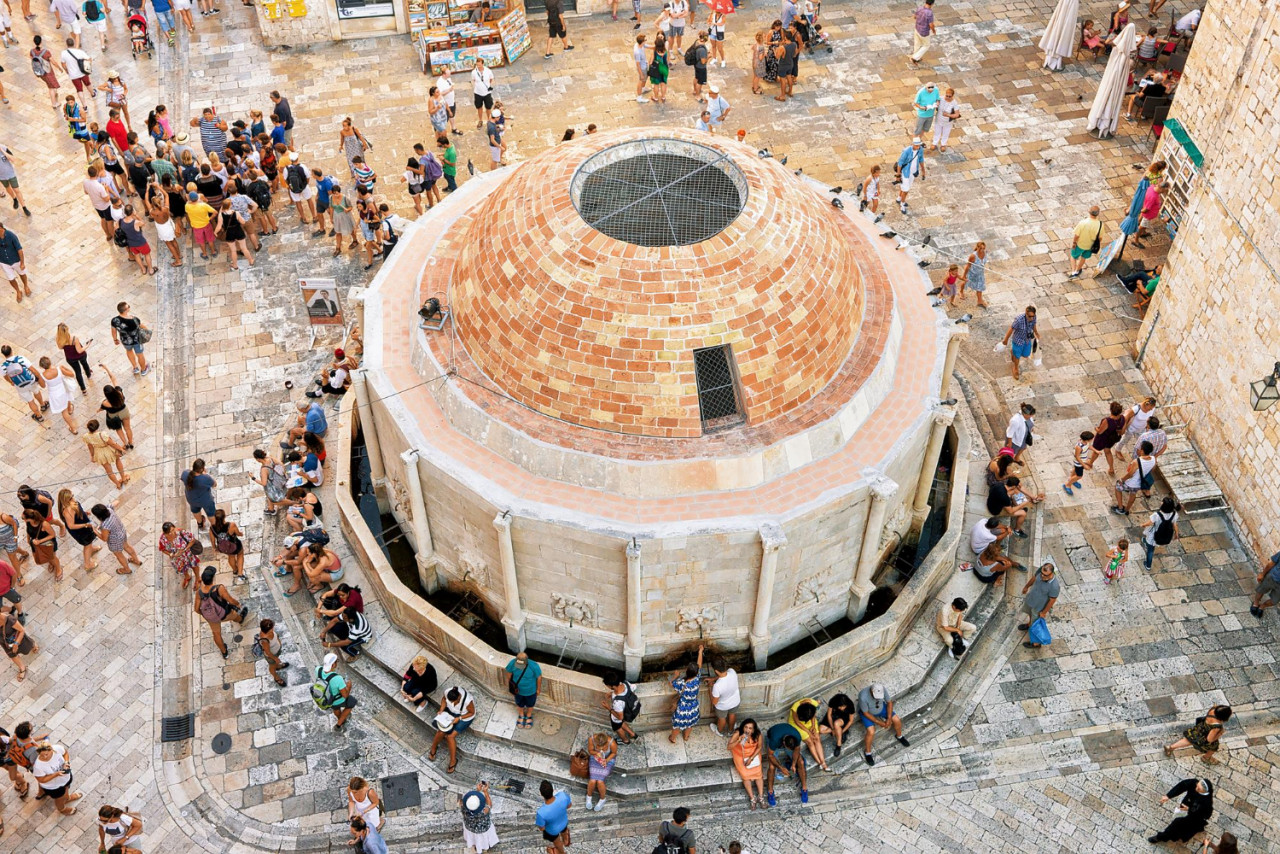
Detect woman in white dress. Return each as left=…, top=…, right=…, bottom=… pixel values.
left=345, top=777, right=384, bottom=831
left=460, top=784, right=499, bottom=853
left=38, top=357, right=77, bottom=434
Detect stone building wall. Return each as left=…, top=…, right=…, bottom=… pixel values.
left=253, top=0, right=339, bottom=46
left=1139, top=0, right=1280, bottom=551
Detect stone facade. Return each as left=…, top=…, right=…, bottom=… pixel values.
left=1139, top=0, right=1280, bottom=552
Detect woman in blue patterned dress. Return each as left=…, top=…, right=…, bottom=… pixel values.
left=668, top=644, right=704, bottom=743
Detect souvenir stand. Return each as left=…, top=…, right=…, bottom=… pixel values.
left=410, top=0, right=531, bottom=74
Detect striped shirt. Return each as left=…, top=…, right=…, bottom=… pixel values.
left=199, top=117, right=227, bottom=155
left=1137, top=427, right=1167, bottom=455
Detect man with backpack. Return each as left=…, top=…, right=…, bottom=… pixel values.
left=1143, top=496, right=1180, bottom=571
left=245, top=168, right=278, bottom=235
left=82, top=0, right=109, bottom=50
left=286, top=159, right=317, bottom=226
left=313, top=652, right=356, bottom=731
left=601, top=671, right=639, bottom=744
left=2, top=344, right=47, bottom=421
left=1068, top=205, right=1103, bottom=278
left=1111, top=441, right=1158, bottom=516
left=655, top=807, right=697, bottom=854
left=687, top=32, right=709, bottom=101
left=534, top=780, right=571, bottom=854
left=30, top=35, right=68, bottom=109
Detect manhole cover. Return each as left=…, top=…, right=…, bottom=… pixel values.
left=233, top=634, right=244, bottom=643
left=222, top=682, right=230, bottom=690
left=538, top=717, right=562, bottom=736
left=211, top=732, right=232, bottom=754
left=380, top=772, right=421, bottom=812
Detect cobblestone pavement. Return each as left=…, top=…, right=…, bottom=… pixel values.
left=1, top=1, right=1277, bottom=852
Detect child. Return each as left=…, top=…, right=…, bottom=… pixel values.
left=942, top=264, right=960, bottom=306
left=1081, top=20, right=1103, bottom=57
left=812, top=23, right=832, bottom=52
left=858, top=164, right=880, bottom=214
left=1063, top=430, right=1094, bottom=495
left=1103, top=538, right=1128, bottom=585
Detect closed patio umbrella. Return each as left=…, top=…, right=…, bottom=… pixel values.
left=1087, top=23, right=1135, bottom=137
left=1039, top=0, right=1080, bottom=71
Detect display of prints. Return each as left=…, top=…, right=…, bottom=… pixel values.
left=497, top=6, right=530, bottom=64
left=426, top=1, right=447, bottom=16
left=430, top=42, right=505, bottom=73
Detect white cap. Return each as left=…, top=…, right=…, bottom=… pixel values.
left=709, top=84, right=720, bottom=94
left=911, top=136, right=922, bottom=145
left=491, top=108, right=502, bottom=119
left=870, top=683, right=886, bottom=700
left=323, top=652, right=339, bottom=671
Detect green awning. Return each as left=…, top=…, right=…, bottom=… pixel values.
left=1162, top=118, right=1204, bottom=169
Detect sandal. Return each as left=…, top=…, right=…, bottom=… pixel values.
left=116, top=567, right=133, bottom=574
left=17, top=668, right=26, bottom=681
left=428, top=750, right=437, bottom=761
left=446, top=761, right=457, bottom=774
left=59, top=807, right=77, bottom=816
left=1163, top=745, right=1173, bottom=756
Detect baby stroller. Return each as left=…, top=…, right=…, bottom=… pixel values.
left=128, top=14, right=154, bottom=60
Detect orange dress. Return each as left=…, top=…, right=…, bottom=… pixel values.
left=730, top=734, right=762, bottom=782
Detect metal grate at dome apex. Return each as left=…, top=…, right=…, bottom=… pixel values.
left=570, top=139, right=749, bottom=247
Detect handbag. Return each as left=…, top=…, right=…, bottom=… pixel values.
left=137, top=326, right=153, bottom=344
left=507, top=661, right=528, bottom=695
left=950, top=633, right=967, bottom=657
left=569, top=749, right=590, bottom=779
left=251, top=635, right=265, bottom=658
left=1028, top=617, right=1052, bottom=646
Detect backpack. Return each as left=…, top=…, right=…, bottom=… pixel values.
left=247, top=179, right=271, bottom=211
left=683, top=44, right=698, bottom=66
left=621, top=683, right=641, bottom=722
left=1153, top=511, right=1175, bottom=546
left=311, top=669, right=341, bottom=710
left=300, top=527, right=330, bottom=548
left=1137, top=458, right=1155, bottom=491
left=113, top=228, right=130, bottom=248
left=286, top=164, right=307, bottom=194
left=652, top=826, right=692, bottom=854
left=3, top=358, right=36, bottom=387
left=950, top=633, right=967, bottom=658
left=30, top=50, right=50, bottom=78
left=380, top=221, right=399, bottom=256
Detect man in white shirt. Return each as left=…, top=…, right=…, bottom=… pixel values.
left=471, top=58, right=495, bottom=128
left=668, top=0, right=688, bottom=51
left=969, top=517, right=1009, bottom=556
left=706, top=84, right=731, bottom=126
left=1175, top=8, right=1200, bottom=34
left=59, top=36, right=93, bottom=108
left=1005, top=402, right=1035, bottom=462
left=708, top=656, right=740, bottom=736
left=50, top=0, right=82, bottom=47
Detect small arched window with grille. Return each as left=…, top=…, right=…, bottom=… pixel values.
left=692, top=345, right=745, bottom=432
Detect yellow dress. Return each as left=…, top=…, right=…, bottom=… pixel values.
left=85, top=431, right=120, bottom=466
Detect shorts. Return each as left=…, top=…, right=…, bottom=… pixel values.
left=316, top=199, right=330, bottom=214
left=914, top=114, right=935, bottom=134
left=610, top=718, right=625, bottom=732
left=12, top=382, right=38, bottom=402
left=695, top=66, right=708, bottom=84
left=124, top=342, right=145, bottom=354
left=2, top=589, right=21, bottom=605
left=1256, top=576, right=1280, bottom=603
left=92, top=18, right=108, bottom=31
left=156, top=9, right=176, bottom=30
left=899, top=171, right=915, bottom=193
left=1011, top=340, right=1032, bottom=359
left=71, top=75, right=92, bottom=92
left=671, top=23, right=685, bottom=35
left=1116, top=479, right=1143, bottom=493
left=714, top=701, right=740, bottom=718
left=490, top=145, right=503, bottom=163
left=0, top=262, right=26, bottom=280
left=859, top=713, right=877, bottom=728
left=548, top=19, right=566, bottom=39
left=474, top=92, right=493, bottom=110
left=174, top=0, right=192, bottom=8
left=41, top=772, right=73, bottom=800
left=96, top=207, right=114, bottom=221
left=1070, top=246, right=1094, bottom=259
left=1072, top=463, right=1085, bottom=478
left=128, top=244, right=151, bottom=256
left=408, top=183, right=424, bottom=196
left=514, top=693, right=538, bottom=709
left=66, top=18, right=83, bottom=34
left=193, top=223, right=215, bottom=244
left=288, top=185, right=315, bottom=203
left=542, top=829, right=564, bottom=843
left=710, top=29, right=724, bottom=41
left=0, top=176, right=17, bottom=189
left=454, top=716, right=473, bottom=734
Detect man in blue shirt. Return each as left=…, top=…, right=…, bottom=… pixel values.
left=534, top=780, right=571, bottom=853
left=151, top=0, right=177, bottom=38
left=305, top=400, right=327, bottom=436
left=505, top=651, right=543, bottom=729
left=894, top=136, right=926, bottom=215
left=763, top=722, right=807, bottom=806
left=311, top=167, right=334, bottom=239
left=912, top=82, right=940, bottom=135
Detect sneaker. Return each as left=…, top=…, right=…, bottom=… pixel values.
left=720, top=59, right=726, bottom=67
left=544, top=53, right=553, bottom=59
left=593, top=798, right=605, bottom=811
left=565, top=45, right=575, bottom=51
left=897, top=736, right=910, bottom=747
left=1067, top=270, right=1081, bottom=279
left=833, top=744, right=841, bottom=758
left=140, top=366, right=150, bottom=376
left=22, top=207, right=30, bottom=217
left=709, top=723, right=722, bottom=736
left=864, top=753, right=875, bottom=766
left=800, top=789, right=808, bottom=804
left=637, top=96, right=650, bottom=103
left=1014, top=529, right=1028, bottom=538
left=767, top=793, right=776, bottom=807
left=899, top=203, right=907, bottom=214
left=10, top=198, right=15, bottom=209
left=584, top=797, right=593, bottom=810
left=1251, top=605, right=1264, bottom=618
left=132, top=367, right=142, bottom=375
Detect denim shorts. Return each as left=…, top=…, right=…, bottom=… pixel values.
left=124, top=342, right=145, bottom=354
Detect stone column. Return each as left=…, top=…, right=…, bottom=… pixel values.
left=623, top=539, right=644, bottom=682
left=910, top=407, right=958, bottom=535
left=749, top=523, right=788, bottom=671
left=352, top=370, right=386, bottom=486
left=494, top=512, right=526, bottom=652
left=400, top=450, right=440, bottom=594
left=939, top=322, right=969, bottom=401
left=846, top=474, right=899, bottom=624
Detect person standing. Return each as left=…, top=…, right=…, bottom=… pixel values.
left=486, top=110, right=505, bottom=171
left=179, top=458, right=216, bottom=535
left=708, top=656, right=739, bottom=736
left=158, top=520, right=197, bottom=587
left=83, top=0, right=110, bottom=49
left=437, top=135, right=458, bottom=193
left=191, top=107, right=228, bottom=158
left=894, top=137, right=925, bottom=215
left=602, top=672, right=638, bottom=744
left=471, top=58, right=495, bottom=128
left=657, top=808, right=697, bottom=854
left=728, top=720, right=763, bottom=808
left=930, top=87, right=959, bottom=151
left=691, top=31, right=710, bottom=101
left=708, top=9, right=726, bottom=66
left=1067, top=206, right=1103, bottom=278
left=2, top=344, right=46, bottom=421
left=436, top=67, right=461, bottom=136
left=460, top=785, right=499, bottom=852
left=668, top=644, right=703, bottom=743
left=909, top=0, right=936, bottom=65
left=91, top=503, right=142, bottom=574
left=56, top=324, right=93, bottom=394
left=269, top=91, right=294, bottom=147
left=0, top=142, right=32, bottom=217
left=84, top=420, right=128, bottom=488
left=583, top=732, right=618, bottom=813
left=1111, top=441, right=1157, bottom=516
left=774, top=30, right=796, bottom=102
left=543, top=0, right=573, bottom=59
left=97, top=805, right=144, bottom=851
left=999, top=306, right=1039, bottom=381
left=1004, top=402, right=1035, bottom=463
left=194, top=565, right=247, bottom=658
left=668, top=0, right=688, bottom=51
left=110, top=302, right=149, bottom=376
left=118, top=205, right=156, bottom=276
left=2, top=601, right=37, bottom=680
left=0, top=221, right=31, bottom=302
left=209, top=509, right=244, bottom=581
left=534, top=780, right=571, bottom=854
left=1148, top=779, right=1213, bottom=844
left=706, top=84, right=731, bottom=128
left=649, top=35, right=671, bottom=104
left=1119, top=397, right=1157, bottom=455
left=0, top=554, right=25, bottom=622
left=1088, top=401, right=1127, bottom=476
left=505, top=650, right=543, bottom=730
left=337, top=117, right=370, bottom=179
left=37, top=357, right=76, bottom=433
left=1018, top=563, right=1059, bottom=648
left=1251, top=549, right=1280, bottom=618
left=348, top=817, right=387, bottom=854
left=911, top=82, right=939, bottom=137
left=345, top=777, right=384, bottom=831
left=32, top=742, right=80, bottom=815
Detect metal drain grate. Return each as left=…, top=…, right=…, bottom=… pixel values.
left=380, top=772, right=422, bottom=812
left=160, top=713, right=195, bottom=743
left=571, top=139, right=747, bottom=247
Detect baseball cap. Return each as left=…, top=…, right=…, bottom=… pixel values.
left=323, top=652, right=339, bottom=671
left=188, top=191, right=199, bottom=202
left=870, top=684, right=886, bottom=700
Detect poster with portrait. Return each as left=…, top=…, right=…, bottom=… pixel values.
left=300, top=278, right=343, bottom=326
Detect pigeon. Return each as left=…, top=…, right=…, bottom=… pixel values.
left=878, top=231, right=897, bottom=239
left=779, top=155, right=789, bottom=165
left=918, top=260, right=930, bottom=268
left=931, top=298, right=944, bottom=307
left=921, top=234, right=933, bottom=247
left=467, top=159, right=476, bottom=176
left=831, top=197, right=844, bottom=209
left=829, top=186, right=843, bottom=194
left=873, top=214, right=884, bottom=224
left=854, top=182, right=863, bottom=196
left=926, top=286, right=943, bottom=296
left=794, top=168, right=804, bottom=176
left=955, top=313, right=973, bottom=324
left=758, top=148, right=773, bottom=159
